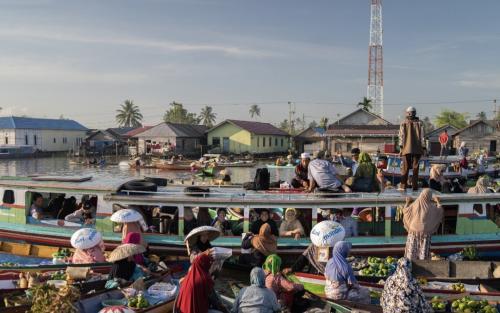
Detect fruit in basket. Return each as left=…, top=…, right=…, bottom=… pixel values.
left=450, top=296, right=497, bottom=313
left=451, top=282, right=466, bottom=293
left=430, top=296, right=447, bottom=312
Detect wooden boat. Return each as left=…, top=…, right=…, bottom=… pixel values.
left=266, top=163, right=295, bottom=169
left=381, top=154, right=499, bottom=184
left=290, top=272, right=500, bottom=303
left=218, top=161, right=256, bottom=168
left=154, top=162, right=192, bottom=171
left=0, top=176, right=498, bottom=258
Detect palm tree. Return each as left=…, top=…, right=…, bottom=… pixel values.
left=357, top=97, right=373, bottom=112
left=249, top=104, right=261, bottom=119
left=199, top=106, right=217, bottom=128
left=476, top=111, right=487, bottom=120
left=116, top=100, right=143, bottom=127
left=319, top=117, right=329, bottom=130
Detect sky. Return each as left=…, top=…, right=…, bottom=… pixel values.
left=0, top=0, right=499, bottom=129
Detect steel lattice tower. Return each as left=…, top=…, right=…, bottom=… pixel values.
left=367, top=0, right=383, bottom=117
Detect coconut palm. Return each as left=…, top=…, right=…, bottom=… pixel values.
left=199, top=106, right=217, bottom=128
left=249, top=104, right=261, bottom=119
left=116, top=100, right=143, bottom=127
left=357, top=97, right=373, bottom=112
left=319, top=117, right=329, bottom=130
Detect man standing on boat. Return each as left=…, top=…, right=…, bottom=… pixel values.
left=399, top=106, right=425, bottom=191
left=439, top=129, right=449, bottom=159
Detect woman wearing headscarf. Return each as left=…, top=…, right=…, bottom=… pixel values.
left=350, top=152, right=380, bottom=192
left=279, top=208, right=305, bottom=239
left=189, top=232, right=214, bottom=263
left=429, top=164, right=446, bottom=192
left=122, top=219, right=147, bottom=247
left=212, top=208, right=232, bottom=236
left=468, top=176, right=492, bottom=194
left=231, top=267, right=281, bottom=313
left=176, top=254, right=227, bottom=313
left=123, top=232, right=146, bottom=265
left=241, top=224, right=277, bottom=267
left=263, top=254, right=304, bottom=311
left=403, top=188, right=443, bottom=260
left=458, top=142, right=469, bottom=158
left=109, top=243, right=149, bottom=283
left=324, top=241, right=370, bottom=304
left=381, top=258, right=432, bottom=313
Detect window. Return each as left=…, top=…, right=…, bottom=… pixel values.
left=275, top=138, right=278, bottom=146
left=2, top=190, right=15, bottom=204
left=257, top=137, right=259, bottom=147
left=212, top=137, right=220, bottom=146
left=53, top=138, right=56, bottom=143
left=281, top=138, right=284, bottom=147
left=346, top=143, right=352, bottom=152
left=334, top=143, right=342, bottom=152
left=268, top=137, right=272, bottom=147
left=4, top=137, right=8, bottom=144
left=263, top=137, right=266, bottom=147
left=33, top=135, right=37, bottom=145
left=25, top=135, right=28, bottom=145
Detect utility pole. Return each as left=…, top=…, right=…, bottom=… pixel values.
left=494, top=99, right=498, bottom=120
left=287, top=101, right=295, bottom=135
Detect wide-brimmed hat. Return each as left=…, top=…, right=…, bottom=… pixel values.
left=184, top=226, right=220, bottom=248
left=310, top=220, right=345, bottom=248
left=110, top=209, right=143, bottom=223
left=107, top=243, right=146, bottom=262
left=70, top=228, right=102, bottom=250
left=99, top=305, right=135, bottom=313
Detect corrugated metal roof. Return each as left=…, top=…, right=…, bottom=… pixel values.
left=0, top=116, right=87, bottom=131
left=326, top=124, right=399, bottom=136
left=224, top=120, right=289, bottom=136
left=126, top=126, right=153, bottom=137
left=136, top=123, right=208, bottom=138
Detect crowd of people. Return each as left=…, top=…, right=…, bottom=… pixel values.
left=29, top=193, right=96, bottom=225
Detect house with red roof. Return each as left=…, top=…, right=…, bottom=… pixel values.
left=206, top=119, right=290, bottom=155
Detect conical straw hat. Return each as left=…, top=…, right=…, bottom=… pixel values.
left=70, top=228, right=102, bottom=250
left=184, top=226, right=220, bottom=248
left=107, top=243, right=146, bottom=262
left=110, top=209, right=142, bottom=223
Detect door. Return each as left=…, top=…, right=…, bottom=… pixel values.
left=490, top=140, right=497, bottom=153
left=222, top=137, right=230, bottom=153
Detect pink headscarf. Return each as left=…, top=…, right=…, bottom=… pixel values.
left=72, top=241, right=106, bottom=264
left=123, top=232, right=145, bottom=265
left=122, top=222, right=146, bottom=247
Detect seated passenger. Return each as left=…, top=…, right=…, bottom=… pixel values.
left=30, top=193, right=45, bottom=220
left=333, top=208, right=358, bottom=238
left=72, top=233, right=106, bottom=264
left=468, top=176, right=492, bottom=194
left=232, top=267, right=280, bottom=313
left=263, top=254, right=305, bottom=311
left=65, top=201, right=94, bottom=225
left=241, top=224, right=277, bottom=267
left=57, top=196, right=77, bottom=219
left=307, top=151, right=351, bottom=193
left=291, top=153, right=310, bottom=189
left=338, top=148, right=360, bottom=176
left=212, top=208, right=232, bottom=236
left=324, top=241, right=370, bottom=304
left=429, top=164, right=447, bottom=192
left=251, top=209, right=279, bottom=237
left=183, top=208, right=199, bottom=235
left=196, top=207, right=212, bottom=227
left=109, top=243, right=150, bottom=283
left=279, top=208, right=304, bottom=239
left=346, top=152, right=380, bottom=192
left=47, top=194, right=65, bottom=218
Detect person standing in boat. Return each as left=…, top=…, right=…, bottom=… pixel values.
left=279, top=208, right=305, bottom=239
left=324, top=241, right=370, bottom=304
left=291, top=153, right=310, bottom=189
left=241, top=224, right=277, bottom=267
left=439, top=129, right=449, bottom=159
left=307, top=151, right=351, bottom=193
left=403, top=188, right=443, bottom=260
left=251, top=209, right=279, bottom=237
left=399, top=106, right=425, bottom=191
left=231, top=267, right=281, bottom=313
left=381, top=258, right=432, bottom=313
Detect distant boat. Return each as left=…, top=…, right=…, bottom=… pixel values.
left=0, top=145, right=36, bottom=159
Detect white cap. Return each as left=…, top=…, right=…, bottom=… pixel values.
left=406, top=106, right=416, bottom=113
left=300, top=152, right=311, bottom=159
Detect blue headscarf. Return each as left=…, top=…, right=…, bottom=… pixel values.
left=324, top=241, right=357, bottom=284
left=250, top=267, right=266, bottom=287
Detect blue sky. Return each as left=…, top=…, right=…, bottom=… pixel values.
left=0, top=0, right=499, bottom=129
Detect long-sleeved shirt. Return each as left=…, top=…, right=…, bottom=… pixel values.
left=231, top=285, right=281, bottom=313
left=339, top=216, right=358, bottom=237
left=307, top=159, right=342, bottom=190
left=399, top=117, right=424, bottom=155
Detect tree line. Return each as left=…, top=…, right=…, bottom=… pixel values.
left=115, top=99, right=498, bottom=133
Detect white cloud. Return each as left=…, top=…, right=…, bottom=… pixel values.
left=456, top=72, right=500, bottom=90
left=0, top=57, right=147, bottom=84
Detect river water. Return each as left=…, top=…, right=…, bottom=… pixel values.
left=0, top=157, right=295, bottom=184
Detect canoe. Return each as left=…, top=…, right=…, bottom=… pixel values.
left=218, top=161, right=256, bottom=168
left=290, top=272, right=500, bottom=303
left=154, top=162, right=192, bottom=171
left=266, top=164, right=295, bottom=169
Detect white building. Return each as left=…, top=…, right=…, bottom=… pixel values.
left=0, top=116, right=88, bottom=152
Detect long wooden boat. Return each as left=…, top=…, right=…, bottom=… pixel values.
left=290, top=272, right=500, bottom=303
left=0, top=176, right=498, bottom=258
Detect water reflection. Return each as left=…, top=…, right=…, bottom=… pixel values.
left=0, top=157, right=295, bottom=185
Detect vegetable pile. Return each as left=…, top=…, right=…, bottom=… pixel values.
left=359, top=256, right=397, bottom=277
left=430, top=296, right=447, bottom=312
left=128, top=293, right=149, bottom=309
left=451, top=283, right=466, bottom=293
left=28, top=284, right=80, bottom=313
left=451, top=297, right=498, bottom=313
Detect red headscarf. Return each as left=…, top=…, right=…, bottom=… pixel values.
left=175, top=254, right=214, bottom=313
left=123, top=232, right=145, bottom=265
